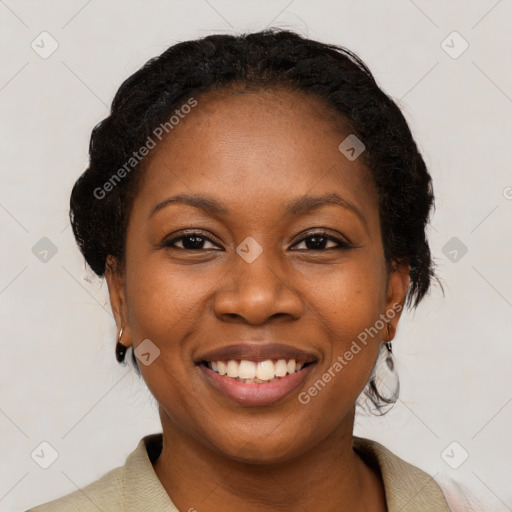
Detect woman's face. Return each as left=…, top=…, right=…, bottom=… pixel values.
left=107, top=88, right=409, bottom=463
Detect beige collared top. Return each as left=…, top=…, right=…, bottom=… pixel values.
left=27, top=433, right=457, bottom=511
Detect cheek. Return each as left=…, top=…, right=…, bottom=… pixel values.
left=124, top=257, right=211, bottom=340
left=302, top=256, right=387, bottom=390
left=123, top=260, right=210, bottom=434
left=306, top=254, right=388, bottom=339
left=122, top=255, right=221, bottom=396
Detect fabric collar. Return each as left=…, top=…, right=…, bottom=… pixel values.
left=122, top=433, right=451, bottom=512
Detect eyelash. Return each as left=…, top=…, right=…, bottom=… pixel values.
left=162, top=230, right=353, bottom=251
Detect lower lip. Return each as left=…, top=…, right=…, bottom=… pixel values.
left=198, top=363, right=316, bottom=406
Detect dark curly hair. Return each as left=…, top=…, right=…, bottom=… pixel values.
left=70, top=28, right=436, bottom=412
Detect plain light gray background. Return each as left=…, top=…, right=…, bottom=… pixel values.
left=1, top=1, right=511, bottom=511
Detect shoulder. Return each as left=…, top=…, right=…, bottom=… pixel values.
left=26, top=464, right=125, bottom=511
left=353, top=436, right=453, bottom=512
left=26, top=434, right=173, bottom=512
left=353, top=437, right=498, bottom=512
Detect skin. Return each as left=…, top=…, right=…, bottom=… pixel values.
left=106, top=87, right=410, bottom=512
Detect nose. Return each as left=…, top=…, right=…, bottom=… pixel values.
left=212, top=251, right=303, bottom=325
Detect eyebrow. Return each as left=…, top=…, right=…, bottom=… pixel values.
left=149, top=192, right=367, bottom=226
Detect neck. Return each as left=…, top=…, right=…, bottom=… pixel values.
left=152, top=408, right=386, bottom=512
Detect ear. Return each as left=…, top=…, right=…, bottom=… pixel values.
left=384, top=261, right=410, bottom=341
left=105, top=255, right=132, bottom=349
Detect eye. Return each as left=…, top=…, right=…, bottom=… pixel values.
left=162, top=231, right=221, bottom=251
left=291, top=230, right=352, bottom=251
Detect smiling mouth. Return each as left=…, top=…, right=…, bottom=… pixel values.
left=198, top=359, right=316, bottom=384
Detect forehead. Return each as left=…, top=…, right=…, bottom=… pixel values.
left=134, top=87, right=378, bottom=222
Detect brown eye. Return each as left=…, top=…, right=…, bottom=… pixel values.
left=163, top=232, right=221, bottom=251
left=291, top=231, right=352, bottom=251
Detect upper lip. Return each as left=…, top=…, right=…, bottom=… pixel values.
left=195, top=343, right=318, bottom=365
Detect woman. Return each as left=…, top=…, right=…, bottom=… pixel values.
left=28, top=28, right=476, bottom=512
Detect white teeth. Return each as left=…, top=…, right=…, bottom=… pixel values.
left=238, top=360, right=256, bottom=379
left=207, top=358, right=308, bottom=382
left=217, top=361, right=227, bottom=375
left=226, top=360, right=239, bottom=378
left=275, top=359, right=288, bottom=377
left=256, top=360, right=275, bottom=381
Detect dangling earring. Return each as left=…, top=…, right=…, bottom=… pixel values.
left=384, top=325, right=394, bottom=371
left=116, top=327, right=127, bottom=363
left=357, top=322, right=399, bottom=412
left=374, top=323, right=399, bottom=406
